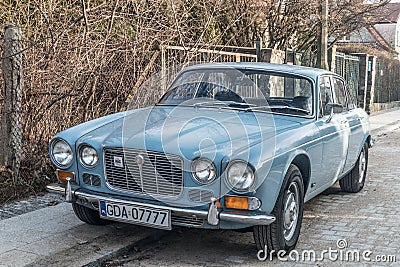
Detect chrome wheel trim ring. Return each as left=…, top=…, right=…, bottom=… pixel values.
left=283, top=181, right=300, bottom=241
left=358, top=148, right=366, bottom=184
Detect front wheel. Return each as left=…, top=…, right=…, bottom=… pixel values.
left=253, top=164, right=305, bottom=254
left=339, top=142, right=368, bottom=193
left=72, top=203, right=110, bottom=225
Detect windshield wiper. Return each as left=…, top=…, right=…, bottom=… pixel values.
left=246, top=105, right=310, bottom=114
left=193, top=101, right=256, bottom=108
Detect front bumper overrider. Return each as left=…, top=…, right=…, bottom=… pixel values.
left=46, top=179, right=276, bottom=228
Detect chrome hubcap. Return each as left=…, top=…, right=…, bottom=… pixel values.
left=358, top=148, right=366, bottom=184
left=283, top=181, right=299, bottom=241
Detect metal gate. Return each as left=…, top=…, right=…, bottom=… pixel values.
left=335, top=52, right=360, bottom=105
left=160, top=45, right=257, bottom=90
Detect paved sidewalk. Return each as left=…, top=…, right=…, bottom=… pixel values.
left=369, top=107, right=400, bottom=135
left=0, top=202, right=158, bottom=266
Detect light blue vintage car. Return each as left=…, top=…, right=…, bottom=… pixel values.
left=47, top=63, right=372, bottom=254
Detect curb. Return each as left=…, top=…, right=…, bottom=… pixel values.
left=371, top=120, right=400, bottom=138
left=82, top=229, right=171, bottom=267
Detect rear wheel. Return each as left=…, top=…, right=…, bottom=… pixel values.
left=253, top=164, right=304, bottom=254
left=72, top=203, right=110, bottom=225
left=339, top=142, right=368, bottom=193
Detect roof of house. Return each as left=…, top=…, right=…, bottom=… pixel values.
left=366, top=25, right=394, bottom=52
left=374, top=3, right=400, bottom=23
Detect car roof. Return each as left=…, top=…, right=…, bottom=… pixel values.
left=182, top=62, right=337, bottom=80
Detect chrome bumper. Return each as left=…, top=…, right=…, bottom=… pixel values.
left=47, top=180, right=275, bottom=227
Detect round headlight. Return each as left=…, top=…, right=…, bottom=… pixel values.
left=191, top=158, right=216, bottom=184
left=52, top=139, right=73, bottom=167
left=227, top=161, right=255, bottom=191
left=79, top=145, right=99, bottom=167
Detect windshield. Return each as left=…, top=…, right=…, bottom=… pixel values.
left=158, top=68, right=314, bottom=116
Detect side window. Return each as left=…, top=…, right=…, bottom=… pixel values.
left=319, top=76, right=333, bottom=117
left=348, top=98, right=356, bottom=109
left=346, top=86, right=357, bottom=110
left=332, top=78, right=348, bottom=110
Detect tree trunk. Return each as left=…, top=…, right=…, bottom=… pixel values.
left=1, top=23, right=23, bottom=182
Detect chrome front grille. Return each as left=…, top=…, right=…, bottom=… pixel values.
left=104, top=148, right=183, bottom=198
left=188, top=189, right=214, bottom=203
left=171, top=213, right=204, bottom=227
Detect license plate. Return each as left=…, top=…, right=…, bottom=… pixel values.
left=99, top=200, right=171, bottom=230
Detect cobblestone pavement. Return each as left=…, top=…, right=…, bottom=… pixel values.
left=116, top=129, right=400, bottom=266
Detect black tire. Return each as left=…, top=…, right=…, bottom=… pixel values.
left=339, top=142, right=368, bottom=193
left=72, top=203, right=110, bottom=225
left=253, top=164, right=305, bottom=254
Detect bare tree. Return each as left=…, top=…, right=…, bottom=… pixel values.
left=251, top=0, right=390, bottom=53
left=0, top=0, right=392, bottom=200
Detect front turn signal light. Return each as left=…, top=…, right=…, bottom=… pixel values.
left=56, top=170, right=75, bottom=183
left=224, top=196, right=261, bottom=211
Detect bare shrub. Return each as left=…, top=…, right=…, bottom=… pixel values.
left=0, top=0, right=261, bottom=200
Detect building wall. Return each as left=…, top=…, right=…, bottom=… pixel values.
left=374, top=23, right=396, bottom=47
left=339, top=27, right=375, bottom=43
left=396, top=19, right=400, bottom=59
left=337, top=22, right=400, bottom=59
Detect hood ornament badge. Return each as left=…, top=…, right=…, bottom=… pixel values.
left=135, top=154, right=145, bottom=165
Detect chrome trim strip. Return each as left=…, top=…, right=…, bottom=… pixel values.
left=47, top=183, right=66, bottom=194
left=219, top=213, right=275, bottom=225
left=46, top=183, right=276, bottom=226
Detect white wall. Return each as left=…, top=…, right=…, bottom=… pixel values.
left=396, top=20, right=400, bottom=58
left=375, top=23, right=397, bottom=46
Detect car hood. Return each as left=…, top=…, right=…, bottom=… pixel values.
left=77, top=106, right=303, bottom=159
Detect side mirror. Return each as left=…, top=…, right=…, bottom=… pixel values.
left=326, top=103, right=344, bottom=123
left=326, top=103, right=344, bottom=114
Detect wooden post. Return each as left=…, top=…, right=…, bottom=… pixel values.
left=1, top=23, right=23, bottom=181
left=255, top=40, right=261, bottom=62
left=317, top=0, right=329, bottom=70
left=161, top=45, right=167, bottom=92
left=366, top=55, right=377, bottom=114
left=328, top=45, right=336, bottom=72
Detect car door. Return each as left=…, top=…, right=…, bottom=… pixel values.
left=333, top=77, right=365, bottom=174
left=315, top=75, right=350, bottom=188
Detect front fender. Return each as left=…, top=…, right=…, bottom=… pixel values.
left=254, top=149, right=311, bottom=214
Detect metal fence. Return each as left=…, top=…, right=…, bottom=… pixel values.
left=335, top=52, right=360, bottom=105
left=374, top=60, right=400, bottom=103
left=160, top=45, right=365, bottom=107
left=160, top=45, right=257, bottom=90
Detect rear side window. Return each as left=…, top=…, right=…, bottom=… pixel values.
left=319, top=76, right=333, bottom=117
left=332, top=78, right=348, bottom=110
